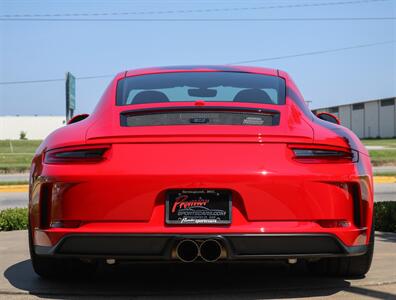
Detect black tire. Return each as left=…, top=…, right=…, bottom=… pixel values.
left=28, top=227, right=96, bottom=279
left=308, top=224, right=374, bottom=277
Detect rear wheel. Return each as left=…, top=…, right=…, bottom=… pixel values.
left=308, top=225, right=374, bottom=277
left=29, top=227, right=96, bottom=279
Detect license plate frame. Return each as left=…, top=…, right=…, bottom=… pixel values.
left=165, top=189, right=232, bottom=225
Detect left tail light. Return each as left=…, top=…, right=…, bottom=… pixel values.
left=44, top=145, right=110, bottom=164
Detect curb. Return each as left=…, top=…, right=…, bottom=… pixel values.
left=0, top=185, right=28, bottom=193
left=0, top=176, right=395, bottom=193
left=374, top=176, right=396, bottom=184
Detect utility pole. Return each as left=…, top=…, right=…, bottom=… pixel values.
left=65, top=72, right=76, bottom=122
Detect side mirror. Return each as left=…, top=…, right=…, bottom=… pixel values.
left=316, top=112, right=340, bottom=125
left=67, top=114, right=89, bottom=125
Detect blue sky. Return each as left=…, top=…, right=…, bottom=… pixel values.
left=0, top=0, right=395, bottom=116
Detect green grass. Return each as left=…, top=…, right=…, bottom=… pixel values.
left=359, top=139, right=396, bottom=166
left=361, top=138, right=396, bottom=148
left=0, top=140, right=41, bottom=173
left=0, top=156, right=35, bottom=173
left=0, top=154, right=34, bottom=164
left=0, top=140, right=42, bottom=153
left=0, top=181, right=29, bottom=186
left=373, top=171, right=396, bottom=177
left=369, top=150, right=396, bottom=166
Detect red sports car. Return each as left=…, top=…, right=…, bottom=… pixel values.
left=29, top=66, right=374, bottom=278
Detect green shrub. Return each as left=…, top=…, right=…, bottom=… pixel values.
left=0, top=208, right=28, bottom=231
left=374, top=201, right=396, bottom=233
left=19, top=131, right=27, bottom=140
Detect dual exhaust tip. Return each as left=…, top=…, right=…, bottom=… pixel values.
left=176, top=239, right=223, bottom=263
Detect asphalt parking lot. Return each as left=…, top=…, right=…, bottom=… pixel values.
left=0, top=230, right=395, bottom=299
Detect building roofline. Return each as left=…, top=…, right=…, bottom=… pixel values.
left=312, top=96, right=396, bottom=111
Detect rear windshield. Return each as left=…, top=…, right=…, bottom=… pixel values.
left=116, top=72, right=286, bottom=106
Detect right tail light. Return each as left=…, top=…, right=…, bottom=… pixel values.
left=289, top=145, right=358, bottom=163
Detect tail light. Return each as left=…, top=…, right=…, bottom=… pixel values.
left=317, top=220, right=351, bottom=228
left=50, top=220, right=81, bottom=228
left=44, top=145, right=110, bottom=164
left=290, top=145, right=358, bottom=163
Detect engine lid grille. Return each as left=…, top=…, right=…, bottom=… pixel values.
left=120, top=107, right=280, bottom=127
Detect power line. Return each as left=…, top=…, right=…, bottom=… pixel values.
left=0, top=0, right=389, bottom=18
left=75, top=75, right=113, bottom=80
left=229, top=40, right=395, bottom=64
left=0, top=40, right=393, bottom=86
left=1, top=17, right=394, bottom=22
left=0, top=78, right=64, bottom=85
left=0, top=75, right=112, bottom=85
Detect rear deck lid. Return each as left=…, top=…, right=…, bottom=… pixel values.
left=86, top=103, right=314, bottom=144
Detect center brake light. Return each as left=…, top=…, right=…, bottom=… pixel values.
left=289, top=144, right=358, bottom=163
left=44, top=145, right=110, bottom=164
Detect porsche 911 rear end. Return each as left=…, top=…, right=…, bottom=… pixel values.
left=29, top=66, right=374, bottom=278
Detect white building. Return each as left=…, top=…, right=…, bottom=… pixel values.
left=312, top=97, right=396, bottom=138
left=0, top=116, right=66, bottom=140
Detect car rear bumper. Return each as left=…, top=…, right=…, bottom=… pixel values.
left=34, top=233, right=367, bottom=261
left=29, top=142, right=374, bottom=256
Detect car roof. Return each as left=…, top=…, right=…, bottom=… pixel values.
left=125, top=65, right=280, bottom=77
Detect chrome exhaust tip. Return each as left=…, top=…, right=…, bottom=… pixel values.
left=200, top=239, right=223, bottom=262
left=175, top=239, right=199, bottom=263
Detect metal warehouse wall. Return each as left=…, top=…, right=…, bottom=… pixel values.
left=313, top=97, right=396, bottom=138
left=0, top=116, right=65, bottom=140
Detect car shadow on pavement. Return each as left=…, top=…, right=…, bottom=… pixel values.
left=5, top=259, right=393, bottom=299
